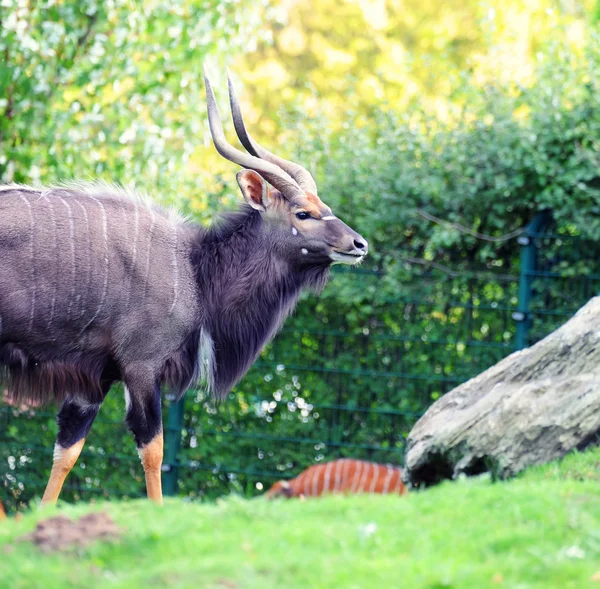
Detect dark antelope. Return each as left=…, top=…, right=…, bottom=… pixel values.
left=264, top=459, right=407, bottom=499
left=0, top=69, right=367, bottom=505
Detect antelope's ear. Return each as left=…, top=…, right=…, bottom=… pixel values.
left=236, top=169, right=271, bottom=212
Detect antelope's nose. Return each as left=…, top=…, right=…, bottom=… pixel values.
left=352, top=237, right=368, bottom=256
left=354, top=238, right=368, bottom=252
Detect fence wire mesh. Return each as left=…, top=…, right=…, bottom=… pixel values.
left=2, top=213, right=599, bottom=510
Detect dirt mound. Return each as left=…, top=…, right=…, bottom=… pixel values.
left=19, top=512, right=120, bottom=552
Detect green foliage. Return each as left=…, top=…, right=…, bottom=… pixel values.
left=0, top=0, right=268, bottom=210
left=3, top=448, right=600, bottom=589
left=295, top=33, right=600, bottom=289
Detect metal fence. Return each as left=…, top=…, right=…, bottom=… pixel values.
left=2, top=212, right=600, bottom=509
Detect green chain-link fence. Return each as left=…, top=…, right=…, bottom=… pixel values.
left=2, top=211, right=600, bottom=510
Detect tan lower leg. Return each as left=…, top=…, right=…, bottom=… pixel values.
left=139, top=432, right=164, bottom=504
left=41, top=438, right=86, bottom=506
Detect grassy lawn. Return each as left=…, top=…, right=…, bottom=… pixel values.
left=2, top=448, right=600, bottom=589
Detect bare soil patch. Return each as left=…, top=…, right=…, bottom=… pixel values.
left=18, top=512, right=120, bottom=553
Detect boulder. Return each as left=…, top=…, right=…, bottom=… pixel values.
left=403, top=297, right=600, bottom=487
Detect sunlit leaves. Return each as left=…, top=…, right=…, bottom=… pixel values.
left=0, top=0, right=268, bottom=214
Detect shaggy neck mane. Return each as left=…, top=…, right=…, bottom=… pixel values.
left=191, top=205, right=330, bottom=399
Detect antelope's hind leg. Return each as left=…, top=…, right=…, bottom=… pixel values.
left=41, top=398, right=101, bottom=505
left=124, top=379, right=164, bottom=504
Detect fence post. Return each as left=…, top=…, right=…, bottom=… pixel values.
left=513, top=210, right=552, bottom=350
left=162, top=395, right=186, bottom=496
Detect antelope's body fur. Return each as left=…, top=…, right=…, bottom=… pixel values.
left=0, top=183, right=200, bottom=406
left=265, top=459, right=407, bottom=499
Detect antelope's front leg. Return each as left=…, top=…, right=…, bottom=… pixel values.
left=42, top=399, right=101, bottom=505
left=124, top=382, right=164, bottom=504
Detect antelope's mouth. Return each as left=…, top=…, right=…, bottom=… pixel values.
left=330, top=250, right=366, bottom=265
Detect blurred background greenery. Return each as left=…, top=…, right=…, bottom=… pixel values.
left=1, top=0, right=600, bottom=508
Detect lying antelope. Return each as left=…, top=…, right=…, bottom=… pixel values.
left=265, top=459, right=407, bottom=499
left=0, top=69, right=367, bottom=505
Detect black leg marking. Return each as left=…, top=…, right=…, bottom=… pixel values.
left=125, top=382, right=162, bottom=447
left=56, top=399, right=101, bottom=449
left=55, top=379, right=114, bottom=449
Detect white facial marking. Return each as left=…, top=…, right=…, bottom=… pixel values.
left=301, top=248, right=308, bottom=255
left=292, top=227, right=298, bottom=236
left=321, top=215, right=336, bottom=221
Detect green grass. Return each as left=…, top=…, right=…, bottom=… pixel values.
left=2, top=449, right=600, bottom=589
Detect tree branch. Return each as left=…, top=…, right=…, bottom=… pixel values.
left=416, top=208, right=524, bottom=242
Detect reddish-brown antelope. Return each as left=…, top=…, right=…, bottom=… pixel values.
left=265, top=459, right=407, bottom=499
left=0, top=69, right=367, bottom=506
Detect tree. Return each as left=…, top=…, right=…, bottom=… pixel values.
left=0, top=0, right=267, bottom=217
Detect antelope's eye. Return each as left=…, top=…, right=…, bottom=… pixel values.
left=295, top=211, right=311, bottom=220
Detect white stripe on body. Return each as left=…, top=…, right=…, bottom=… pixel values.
left=333, top=460, right=342, bottom=492
left=143, top=208, right=156, bottom=300
left=311, top=465, right=320, bottom=497
left=382, top=465, right=394, bottom=494
left=74, top=199, right=91, bottom=319
left=369, top=464, right=380, bottom=492
left=323, top=461, right=334, bottom=495
left=79, top=197, right=109, bottom=333
left=358, top=461, right=371, bottom=492
left=124, top=201, right=141, bottom=311
left=169, top=226, right=179, bottom=315
left=341, top=458, right=350, bottom=491
left=18, top=194, right=36, bottom=333
left=350, top=460, right=363, bottom=493
left=58, top=197, right=77, bottom=320
left=45, top=195, right=58, bottom=328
